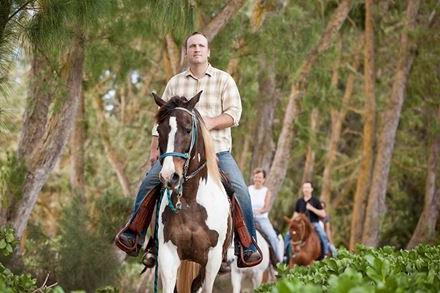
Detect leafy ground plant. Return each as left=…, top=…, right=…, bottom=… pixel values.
left=258, top=244, right=440, bottom=293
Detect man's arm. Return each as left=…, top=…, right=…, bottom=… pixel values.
left=149, top=136, right=159, bottom=166
left=306, top=203, right=327, bottom=218
left=202, top=113, right=234, bottom=131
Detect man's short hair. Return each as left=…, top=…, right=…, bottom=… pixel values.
left=184, top=31, right=209, bottom=50
left=253, top=168, right=266, bottom=178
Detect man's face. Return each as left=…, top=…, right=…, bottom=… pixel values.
left=302, top=183, right=313, bottom=197
left=186, top=34, right=210, bottom=66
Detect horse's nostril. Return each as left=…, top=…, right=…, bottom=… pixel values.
left=171, top=173, right=180, bottom=184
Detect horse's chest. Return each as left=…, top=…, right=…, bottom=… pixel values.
left=158, top=178, right=229, bottom=260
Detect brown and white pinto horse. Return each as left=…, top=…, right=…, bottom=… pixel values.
left=285, top=214, right=321, bottom=267
left=153, top=92, right=232, bottom=293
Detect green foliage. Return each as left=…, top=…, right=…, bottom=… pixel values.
left=93, top=190, right=132, bottom=242
left=0, top=152, right=27, bottom=214
left=0, top=227, right=16, bottom=256
left=258, top=245, right=440, bottom=293
left=57, top=196, right=119, bottom=292
left=0, top=226, right=37, bottom=292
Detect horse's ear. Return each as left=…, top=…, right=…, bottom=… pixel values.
left=187, top=90, right=203, bottom=110
left=284, top=216, right=292, bottom=224
left=152, top=92, right=166, bottom=107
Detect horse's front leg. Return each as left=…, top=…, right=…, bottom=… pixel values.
left=201, top=246, right=223, bottom=292
left=158, top=241, right=181, bottom=293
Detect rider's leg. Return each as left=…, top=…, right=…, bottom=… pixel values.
left=119, top=161, right=161, bottom=248
left=312, top=222, right=330, bottom=255
left=256, top=217, right=283, bottom=263
left=217, top=151, right=257, bottom=252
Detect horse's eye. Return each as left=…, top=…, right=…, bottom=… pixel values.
left=186, top=128, right=191, bottom=134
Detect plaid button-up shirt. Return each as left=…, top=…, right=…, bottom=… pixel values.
left=152, top=64, right=242, bottom=153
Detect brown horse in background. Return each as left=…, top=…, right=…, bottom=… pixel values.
left=285, top=214, right=321, bottom=267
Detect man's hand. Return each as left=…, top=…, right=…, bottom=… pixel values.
left=149, top=148, right=159, bottom=166
left=203, top=116, right=215, bottom=131
left=306, top=203, right=314, bottom=211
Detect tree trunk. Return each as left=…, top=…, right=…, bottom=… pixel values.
left=321, top=38, right=360, bottom=206
left=301, top=108, right=319, bottom=184
left=350, top=0, right=377, bottom=250
left=201, top=0, right=246, bottom=42
left=93, top=95, right=132, bottom=197
left=362, top=0, right=420, bottom=247
left=249, top=59, right=279, bottom=174
left=266, top=0, right=352, bottom=197
left=178, top=0, right=247, bottom=68
left=69, top=89, right=86, bottom=197
left=11, top=34, right=85, bottom=241
left=226, top=38, right=245, bottom=82
left=165, top=33, right=180, bottom=75
left=407, top=106, right=440, bottom=249
left=237, top=129, right=251, bottom=172
left=17, top=52, right=54, bottom=163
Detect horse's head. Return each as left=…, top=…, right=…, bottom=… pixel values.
left=285, top=214, right=311, bottom=244
left=153, top=91, right=202, bottom=189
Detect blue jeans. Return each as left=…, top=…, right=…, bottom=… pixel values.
left=254, top=216, right=282, bottom=262
left=130, top=151, right=257, bottom=252
left=312, top=222, right=330, bottom=255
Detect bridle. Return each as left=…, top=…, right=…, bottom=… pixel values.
left=290, top=219, right=306, bottom=252
left=158, top=107, right=207, bottom=211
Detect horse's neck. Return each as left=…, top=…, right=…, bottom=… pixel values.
left=188, top=128, right=207, bottom=175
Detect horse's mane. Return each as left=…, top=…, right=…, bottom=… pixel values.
left=156, top=96, right=221, bottom=183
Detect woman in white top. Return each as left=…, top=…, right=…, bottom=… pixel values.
left=249, top=168, right=283, bottom=263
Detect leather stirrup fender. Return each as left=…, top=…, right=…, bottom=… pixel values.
left=232, top=196, right=252, bottom=248
left=128, top=184, right=161, bottom=234
left=114, top=184, right=161, bottom=255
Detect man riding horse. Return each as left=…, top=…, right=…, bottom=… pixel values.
left=291, top=182, right=332, bottom=257
left=115, top=32, right=262, bottom=271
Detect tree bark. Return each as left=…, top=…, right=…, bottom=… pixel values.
left=11, top=34, right=85, bottom=241
left=321, top=38, right=360, bottom=206
left=350, top=0, right=377, bottom=250
left=301, top=108, right=319, bottom=184
left=17, top=52, right=54, bottom=163
left=69, top=89, right=86, bottom=197
left=266, top=0, right=352, bottom=197
left=93, top=95, right=132, bottom=197
left=407, top=106, right=440, bottom=249
left=165, top=33, right=180, bottom=76
left=250, top=59, right=279, bottom=174
left=201, top=0, right=246, bottom=42
left=178, top=0, right=247, bottom=68
left=362, top=0, right=420, bottom=247
left=237, top=129, right=251, bottom=172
